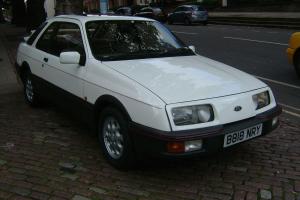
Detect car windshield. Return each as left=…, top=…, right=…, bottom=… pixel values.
left=86, top=20, right=194, bottom=61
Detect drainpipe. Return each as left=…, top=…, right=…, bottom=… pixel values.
left=100, top=0, right=108, bottom=14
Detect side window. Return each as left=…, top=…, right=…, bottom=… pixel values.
left=36, top=23, right=58, bottom=54
left=183, top=7, right=192, bottom=12
left=144, top=8, right=153, bottom=12
left=125, top=8, right=131, bottom=15
left=174, top=7, right=182, bottom=12
left=53, top=22, right=85, bottom=57
left=116, top=8, right=123, bottom=14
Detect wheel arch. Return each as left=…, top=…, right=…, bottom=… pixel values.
left=93, top=95, right=132, bottom=122
left=19, top=61, right=31, bottom=83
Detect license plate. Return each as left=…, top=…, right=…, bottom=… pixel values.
left=223, top=124, right=263, bottom=148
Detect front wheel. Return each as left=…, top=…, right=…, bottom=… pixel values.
left=98, top=107, right=136, bottom=169
left=294, top=52, right=300, bottom=78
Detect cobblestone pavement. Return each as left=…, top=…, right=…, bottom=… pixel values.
left=0, top=24, right=300, bottom=200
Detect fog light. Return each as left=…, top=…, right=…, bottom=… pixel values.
left=272, top=117, right=278, bottom=126
left=167, top=142, right=185, bottom=153
left=185, top=140, right=203, bottom=152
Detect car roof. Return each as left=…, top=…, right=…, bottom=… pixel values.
left=51, top=15, right=155, bottom=23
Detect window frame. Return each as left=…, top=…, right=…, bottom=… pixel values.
left=27, top=22, right=48, bottom=45
left=174, top=7, right=183, bottom=13
left=35, top=22, right=59, bottom=55
left=84, top=20, right=193, bottom=61
left=35, top=20, right=87, bottom=62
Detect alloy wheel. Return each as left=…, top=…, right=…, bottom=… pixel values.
left=25, top=78, right=34, bottom=103
left=102, top=116, right=124, bottom=159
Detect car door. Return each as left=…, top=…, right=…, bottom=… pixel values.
left=34, top=20, right=87, bottom=111
left=31, top=22, right=58, bottom=92
left=124, top=8, right=132, bottom=16
left=182, top=7, right=192, bottom=22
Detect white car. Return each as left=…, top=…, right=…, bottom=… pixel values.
left=16, top=15, right=281, bottom=169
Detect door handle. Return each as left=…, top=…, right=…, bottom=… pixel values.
left=43, top=57, right=48, bottom=62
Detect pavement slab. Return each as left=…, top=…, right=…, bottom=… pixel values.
left=0, top=23, right=300, bottom=200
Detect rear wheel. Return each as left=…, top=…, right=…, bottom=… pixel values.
left=23, top=71, right=41, bottom=106
left=294, top=51, right=300, bottom=78
left=98, top=107, right=136, bottom=169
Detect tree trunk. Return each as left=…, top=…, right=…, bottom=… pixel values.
left=55, top=0, right=83, bottom=15
left=0, top=0, right=5, bottom=23
left=11, top=0, right=27, bottom=26
left=26, top=0, right=47, bottom=31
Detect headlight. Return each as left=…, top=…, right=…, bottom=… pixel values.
left=171, top=105, right=214, bottom=126
left=252, top=91, right=270, bottom=110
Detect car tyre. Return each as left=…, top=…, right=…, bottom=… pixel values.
left=203, top=21, right=208, bottom=26
left=23, top=71, right=41, bottom=106
left=295, top=51, right=300, bottom=78
left=168, top=18, right=173, bottom=25
left=98, top=106, right=136, bottom=170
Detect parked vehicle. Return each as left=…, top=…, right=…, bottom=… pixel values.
left=115, top=7, right=133, bottom=16
left=134, top=7, right=166, bottom=22
left=168, top=5, right=208, bottom=25
left=287, top=32, right=300, bottom=78
left=16, top=15, right=281, bottom=169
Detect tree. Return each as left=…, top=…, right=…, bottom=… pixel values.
left=55, top=0, right=83, bottom=15
left=11, top=0, right=26, bottom=25
left=0, top=0, right=5, bottom=23
left=26, top=0, right=46, bottom=31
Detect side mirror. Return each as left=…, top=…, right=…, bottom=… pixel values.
left=189, top=45, right=196, bottom=53
left=23, top=36, right=30, bottom=42
left=59, top=52, right=81, bottom=65
left=23, top=30, right=36, bottom=43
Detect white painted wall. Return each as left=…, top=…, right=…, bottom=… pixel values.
left=222, top=0, right=227, bottom=7
left=44, top=0, right=56, bottom=18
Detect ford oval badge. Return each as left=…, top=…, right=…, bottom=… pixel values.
left=234, top=106, right=242, bottom=112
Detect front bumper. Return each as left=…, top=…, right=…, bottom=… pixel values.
left=129, top=105, right=281, bottom=157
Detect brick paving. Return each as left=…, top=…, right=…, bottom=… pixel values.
left=0, top=24, right=300, bottom=200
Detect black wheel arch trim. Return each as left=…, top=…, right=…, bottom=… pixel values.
left=16, top=62, right=31, bottom=83
left=94, top=95, right=132, bottom=122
